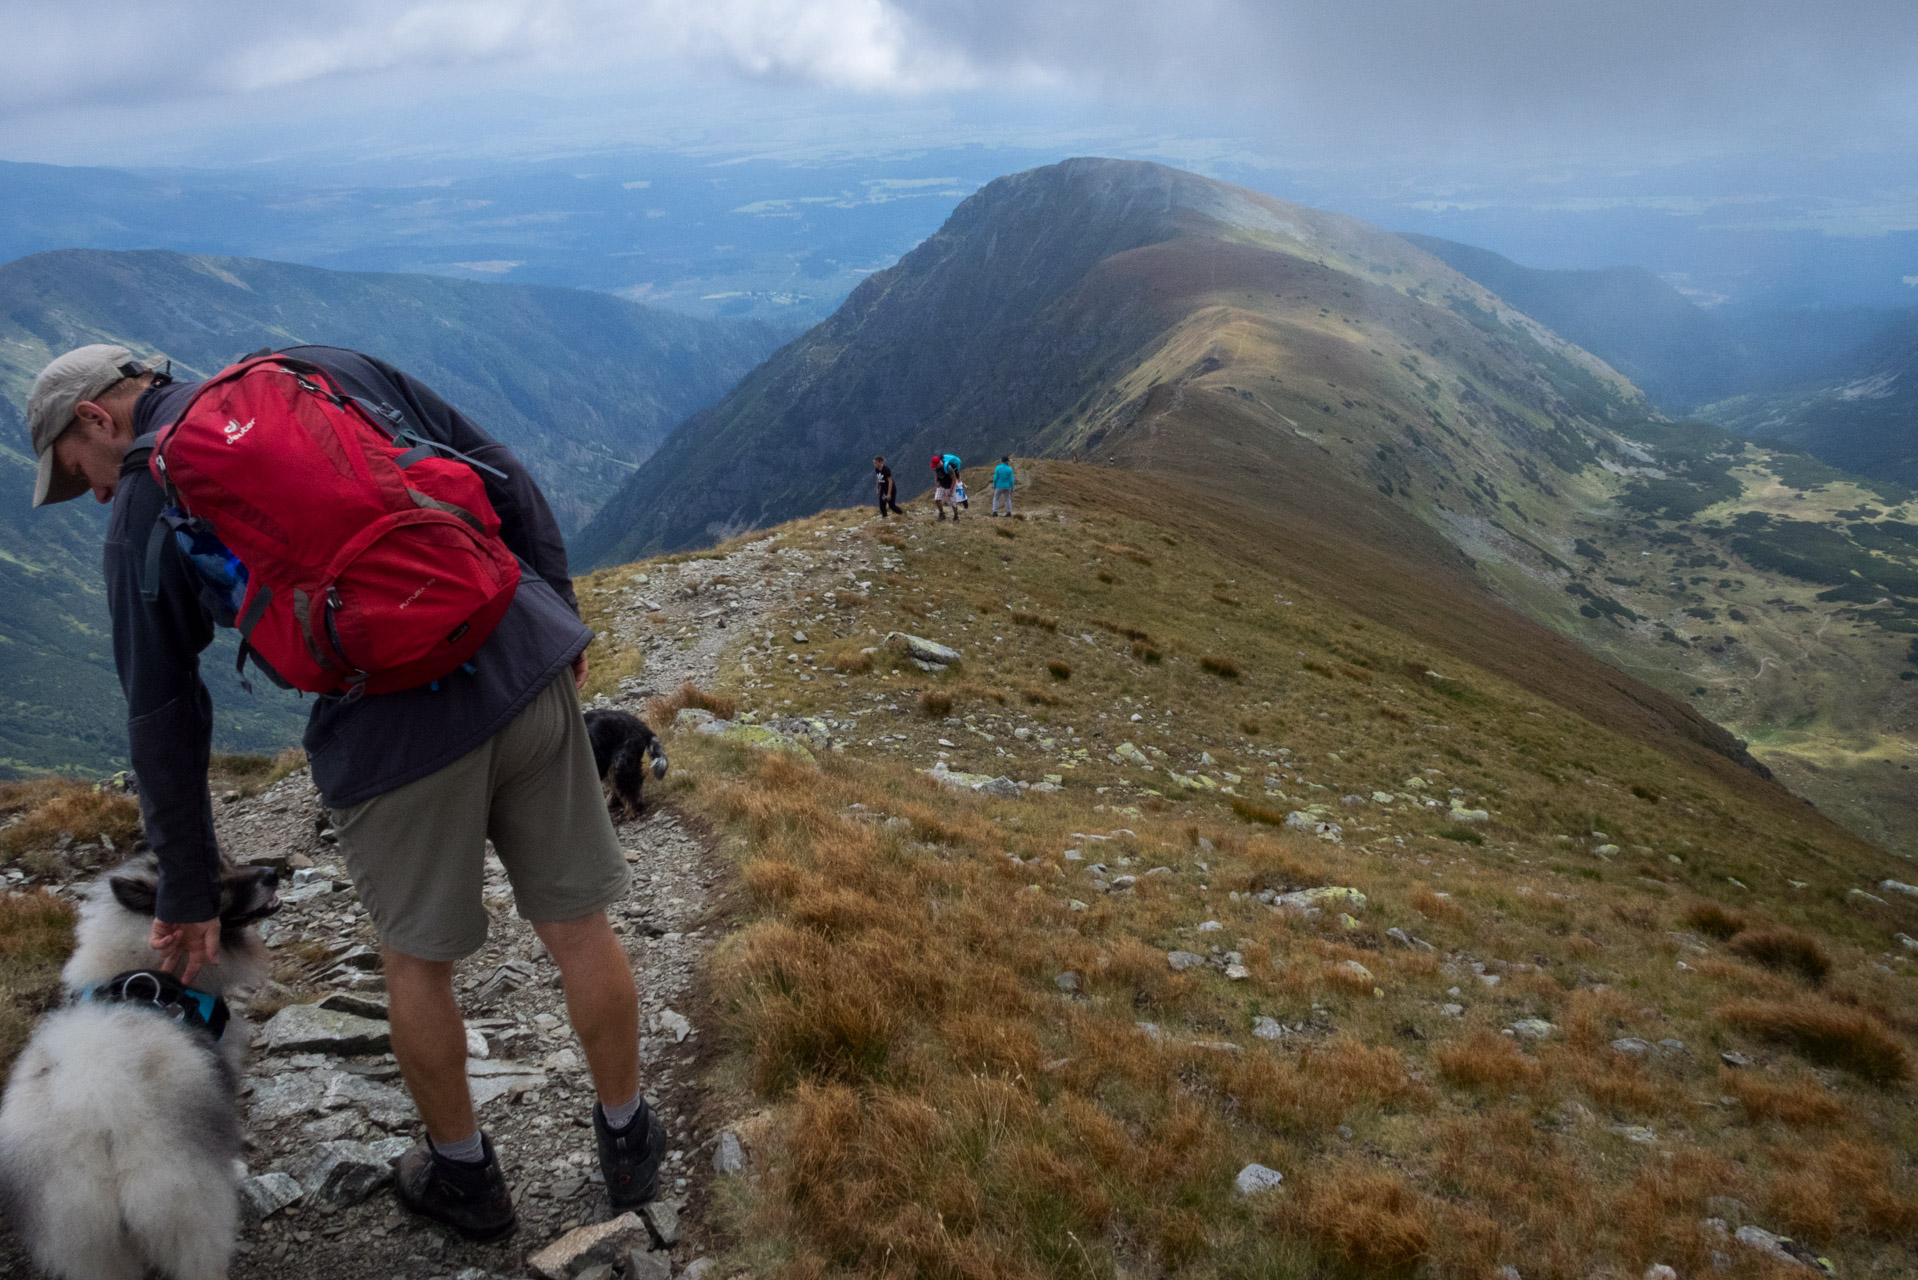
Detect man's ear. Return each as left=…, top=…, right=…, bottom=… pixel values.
left=109, top=872, right=159, bottom=915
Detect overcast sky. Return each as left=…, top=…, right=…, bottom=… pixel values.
left=6, top=0, right=1916, bottom=171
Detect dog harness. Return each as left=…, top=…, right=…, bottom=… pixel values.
left=75, top=969, right=231, bottom=1042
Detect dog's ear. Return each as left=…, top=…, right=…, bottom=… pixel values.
left=108, top=871, right=159, bottom=915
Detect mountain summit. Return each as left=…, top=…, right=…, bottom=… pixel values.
left=575, top=156, right=1644, bottom=567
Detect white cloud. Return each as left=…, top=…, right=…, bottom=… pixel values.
left=2, top=0, right=1915, bottom=166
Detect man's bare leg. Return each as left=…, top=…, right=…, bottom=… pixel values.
left=384, top=949, right=476, bottom=1142
left=532, top=910, right=640, bottom=1107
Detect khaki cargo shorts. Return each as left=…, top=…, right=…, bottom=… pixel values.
left=329, top=675, right=630, bottom=961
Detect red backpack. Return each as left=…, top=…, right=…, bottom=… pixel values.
left=148, top=355, right=521, bottom=696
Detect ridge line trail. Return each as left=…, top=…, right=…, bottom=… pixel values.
left=215, top=533, right=832, bottom=1278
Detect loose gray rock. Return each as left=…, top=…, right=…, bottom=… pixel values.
left=641, top=1199, right=682, bottom=1246
left=262, top=1003, right=391, bottom=1055
left=1054, top=971, right=1081, bottom=993
left=713, top=1131, right=745, bottom=1176
left=1644, top=1266, right=1678, bottom=1280
left=978, top=775, right=1021, bottom=799
left=681, top=1260, right=718, bottom=1280
left=1610, top=1037, right=1653, bottom=1056
left=627, top=1248, right=674, bottom=1280
left=238, top=1171, right=303, bottom=1223
left=1511, top=1019, right=1554, bottom=1039
left=1734, top=1225, right=1833, bottom=1273
left=320, top=1071, right=415, bottom=1128
left=248, top=1070, right=328, bottom=1122
left=1167, top=950, right=1207, bottom=972
left=1252, top=1017, right=1286, bottom=1040
left=576, top=1266, right=617, bottom=1280
left=288, top=1140, right=391, bottom=1207
left=883, top=632, right=961, bottom=665
left=1234, top=1163, right=1285, bottom=1196
left=654, top=1009, right=692, bottom=1043
left=527, top=1212, right=651, bottom=1280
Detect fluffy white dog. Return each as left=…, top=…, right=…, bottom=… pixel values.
left=0, top=853, right=279, bottom=1280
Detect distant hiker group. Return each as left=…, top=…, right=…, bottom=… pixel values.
left=871, top=452, right=1015, bottom=521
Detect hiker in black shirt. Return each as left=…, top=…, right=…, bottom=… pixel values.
left=873, top=455, right=902, bottom=517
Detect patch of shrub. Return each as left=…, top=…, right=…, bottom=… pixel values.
left=1021, top=688, right=1062, bottom=706
left=1230, top=798, right=1287, bottom=827
left=1729, top=927, right=1832, bottom=983
left=1435, top=826, right=1484, bottom=845
left=994, top=526, right=1016, bottom=539
left=1213, top=592, right=1241, bottom=606
left=919, top=691, right=953, bottom=718
left=1239, top=718, right=1260, bottom=735
left=1684, top=901, right=1747, bottom=940
left=1045, top=661, right=1072, bottom=680
left=1200, top=654, right=1241, bottom=678
left=1303, top=660, right=1336, bottom=678
left=1096, top=570, right=1115, bottom=584
left=1, top=889, right=76, bottom=1081
left=1131, top=640, right=1163, bottom=663
left=1091, top=619, right=1152, bottom=642
left=1011, top=610, right=1057, bottom=630
left=1719, top=998, right=1909, bottom=1084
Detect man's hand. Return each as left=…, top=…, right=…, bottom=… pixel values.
left=150, top=918, right=221, bottom=985
left=572, top=649, right=590, bottom=690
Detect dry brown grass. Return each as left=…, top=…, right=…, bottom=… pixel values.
left=1682, top=900, right=1747, bottom=940
left=1289, top=1171, right=1433, bottom=1274
left=918, top=690, right=954, bottom=718
left=1199, top=654, right=1241, bottom=678
left=1719, top=998, right=1910, bottom=1084
left=648, top=680, right=739, bottom=725
left=1437, top=1029, right=1546, bottom=1091
left=0, top=890, right=76, bottom=1084
left=1020, top=687, right=1062, bottom=707
left=821, top=643, right=875, bottom=674
left=0, top=781, right=142, bottom=862
left=1010, top=610, right=1056, bottom=630
left=1045, top=660, right=1072, bottom=680
left=1721, top=1068, right=1846, bottom=1128
left=1728, top=926, right=1832, bottom=983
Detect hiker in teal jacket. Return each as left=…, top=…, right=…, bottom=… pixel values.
left=990, top=456, right=1015, bottom=517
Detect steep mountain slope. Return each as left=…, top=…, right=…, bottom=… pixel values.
left=1703, top=309, right=1918, bottom=487
left=577, top=157, right=1647, bottom=565
left=579, top=158, right=1918, bottom=855
left=571, top=468, right=1918, bottom=1279
left=1398, top=234, right=1752, bottom=410
left=0, top=249, right=783, bottom=776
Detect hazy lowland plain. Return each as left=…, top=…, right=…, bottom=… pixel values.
left=2, top=157, right=1915, bottom=1280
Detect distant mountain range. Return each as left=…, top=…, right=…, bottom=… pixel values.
left=1701, top=309, right=1918, bottom=488
left=0, top=249, right=783, bottom=777
left=1402, top=234, right=1899, bottom=413
left=582, top=157, right=1918, bottom=854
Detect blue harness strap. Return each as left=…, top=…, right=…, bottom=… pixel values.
left=77, top=969, right=231, bottom=1042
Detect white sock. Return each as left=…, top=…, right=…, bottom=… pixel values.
left=432, top=1131, right=485, bottom=1164
left=601, top=1091, right=643, bottom=1130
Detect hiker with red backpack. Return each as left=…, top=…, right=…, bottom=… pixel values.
left=26, top=343, right=664, bottom=1239
left=930, top=451, right=963, bottom=520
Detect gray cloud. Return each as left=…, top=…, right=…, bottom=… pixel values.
left=3, top=1, right=1915, bottom=166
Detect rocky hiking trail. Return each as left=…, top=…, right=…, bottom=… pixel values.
left=207, top=533, right=829, bottom=1280
left=0, top=533, right=827, bottom=1280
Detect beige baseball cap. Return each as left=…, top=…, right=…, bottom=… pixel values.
left=26, top=344, right=151, bottom=507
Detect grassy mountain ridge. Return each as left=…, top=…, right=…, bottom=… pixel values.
left=573, top=157, right=1643, bottom=568
left=0, top=248, right=783, bottom=777
left=574, top=464, right=1918, bottom=1278
left=579, top=156, right=1917, bottom=856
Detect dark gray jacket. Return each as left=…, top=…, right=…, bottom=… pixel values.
left=108, top=346, right=591, bottom=922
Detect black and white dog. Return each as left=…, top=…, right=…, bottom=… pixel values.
left=583, top=708, right=669, bottom=820
left=0, top=853, right=279, bottom=1280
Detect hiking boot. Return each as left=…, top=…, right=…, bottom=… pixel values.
left=595, top=1098, right=667, bottom=1210
left=395, top=1135, right=516, bottom=1241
